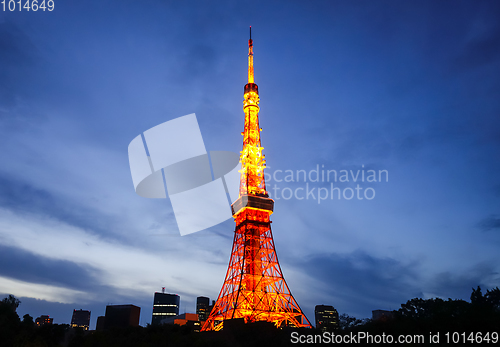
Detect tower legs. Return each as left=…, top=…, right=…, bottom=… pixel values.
left=201, top=210, right=311, bottom=331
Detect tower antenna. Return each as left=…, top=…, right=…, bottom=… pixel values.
left=247, top=26, right=254, bottom=84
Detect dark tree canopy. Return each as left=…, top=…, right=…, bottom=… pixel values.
left=1, top=294, right=21, bottom=311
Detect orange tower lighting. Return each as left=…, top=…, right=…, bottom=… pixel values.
left=201, top=27, right=312, bottom=332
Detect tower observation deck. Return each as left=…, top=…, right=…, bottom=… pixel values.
left=201, top=27, right=312, bottom=331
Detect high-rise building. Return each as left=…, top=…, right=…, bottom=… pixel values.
left=315, top=305, right=339, bottom=332
left=196, top=296, right=210, bottom=322
left=71, top=309, right=91, bottom=330
left=201, top=27, right=312, bottom=331
left=151, top=292, right=180, bottom=326
left=35, top=315, right=53, bottom=326
left=103, top=304, right=141, bottom=329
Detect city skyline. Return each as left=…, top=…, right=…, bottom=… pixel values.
left=1, top=1, right=500, bottom=330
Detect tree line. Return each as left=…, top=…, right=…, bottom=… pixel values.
left=1, top=286, right=499, bottom=346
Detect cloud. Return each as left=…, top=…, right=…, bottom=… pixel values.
left=0, top=21, right=38, bottom=68
left=0, top=21, right=41, bottom=111
left=0, top=244, right=103, bottom=291
left=454, top=24, right=500, bottom=71
left=172, top=44, right=218, bottom=83
left=297, top=251, right=421, bottom=316
left=0, top=172, right=128, bottom=241
left=426, top=263, right=500, bottom=300
left=0, top=277, right=88, bottom=305
left=0, top=173, right=56, bottom=211
left=0, top=205, right=234, bottom=308
left=478, top=215, right=500, bottom=232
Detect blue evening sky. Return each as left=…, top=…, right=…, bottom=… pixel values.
left=1, top=0, right=499, bottom=329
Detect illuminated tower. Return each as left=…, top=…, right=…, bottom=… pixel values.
left=202, top=27, right=312, bottom=331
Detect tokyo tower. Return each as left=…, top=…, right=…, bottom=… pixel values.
left=201, top=28, right=312, bottom=331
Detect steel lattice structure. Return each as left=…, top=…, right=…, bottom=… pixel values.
left=201, top=28, right=312, bottom=332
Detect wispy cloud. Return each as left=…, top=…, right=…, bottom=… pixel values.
left=478, top=215, right=500, bottom=232
left=296, top=251, right=421, bottom=317
left=426, top=263, right=500, bottom=300
left=0, top=244, right=104, bottom=291
left=0, top=207, right=231, bottom=304
left=0, top=21, right=41, bottom=110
